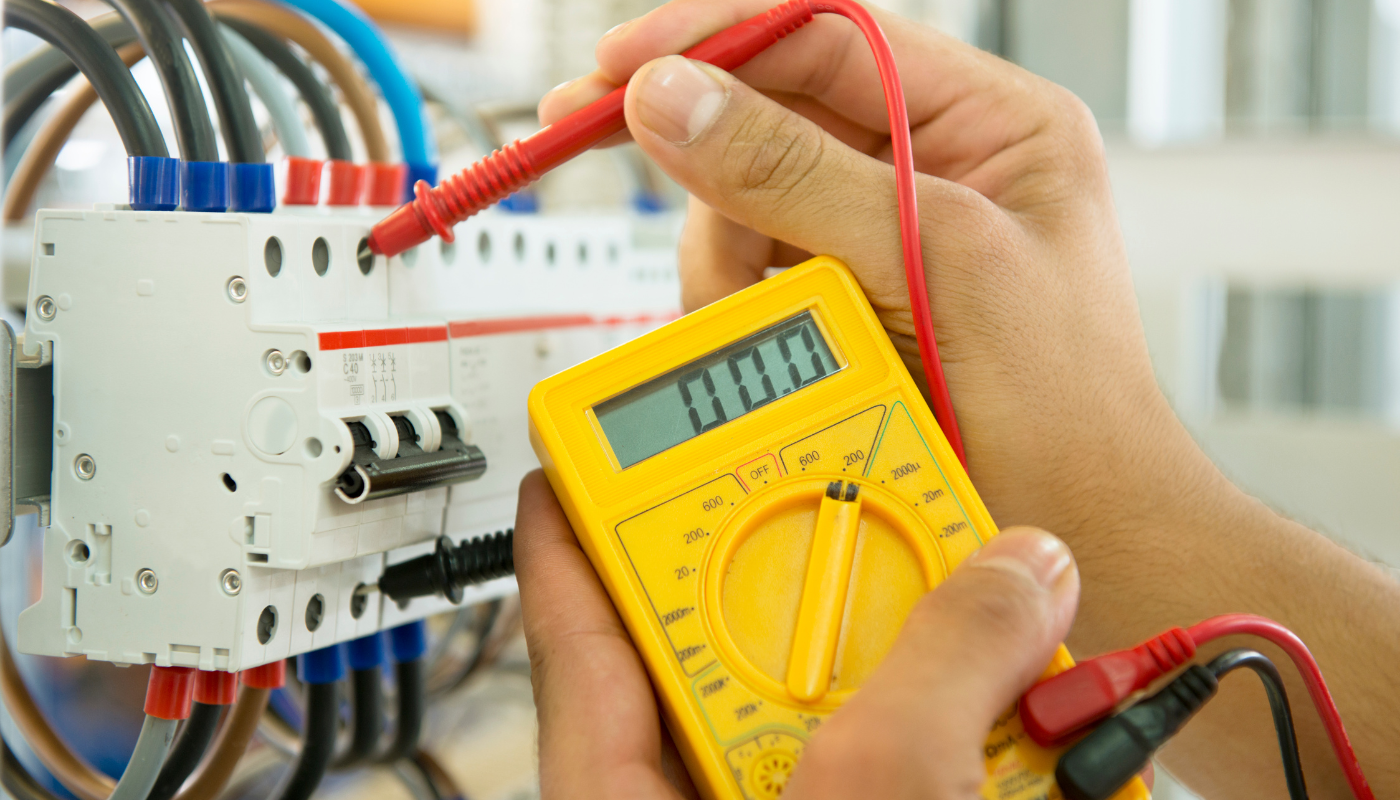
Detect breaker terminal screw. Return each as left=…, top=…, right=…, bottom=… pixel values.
left=36, top=295, right=57, bottom=321
left=221, top=569, right=242, bottom=596
left=226, top=276, right=248, bottom=303
left=265, top=350, right=287, bottom=376
left=136, top=568, right=159, bottom=594
left=74, top=454, right=96, bottom=480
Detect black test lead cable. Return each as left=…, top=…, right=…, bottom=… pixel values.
left=158, top=0, right=263, bottom=163
left=217, top=17, right=353, bottom=162
left=2, top=0, right=165, bottom=158
left=101, top=0, right=219, bottom=161
left=1056, top=647, right=1309, bottom=800
left=1207, top=649, right=1309, bottom=800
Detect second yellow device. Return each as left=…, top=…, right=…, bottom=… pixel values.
left=528, top=257, right=1147, bottom=800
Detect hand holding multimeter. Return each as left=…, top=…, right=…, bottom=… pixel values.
left=366, top=0, right=1385, bottom=794
left=514, top=466, right=1080, bottom=800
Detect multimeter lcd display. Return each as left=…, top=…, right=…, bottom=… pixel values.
left=595, top=311, right=841, bottom=468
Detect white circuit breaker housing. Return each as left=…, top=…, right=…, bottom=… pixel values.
left=16, top=205, right=680, bottom=672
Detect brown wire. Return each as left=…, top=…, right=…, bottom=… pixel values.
left=206, top=0, right=390, bottom=162
left=2, top=624, right=272, bottom=800
left=3, top=43, right=147, bottom=223
left=176, top=687, right=270, bottom=800
left=0, top=626, right=114, bottom=800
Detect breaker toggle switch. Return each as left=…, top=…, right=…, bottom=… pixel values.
left=334, top=411, right=486, bottom=504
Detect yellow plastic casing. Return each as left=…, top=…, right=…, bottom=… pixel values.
left=528, top=257, right=1148, bottom=800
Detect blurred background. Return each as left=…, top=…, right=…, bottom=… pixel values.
left=4, top=1, right=1398, bottom=799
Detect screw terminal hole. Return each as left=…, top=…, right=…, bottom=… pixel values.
left=350, top=584, right=369, bottom=619
left=577, top=242, right=588, bottom=265
left=264, top=237, right=283, bottom=277
left=402, top=246, right=418, bottom=267
left=478, top=231, right=491, bottom=262
left=257, top=606, right=277, bottom=644
left=312, top=237, right=330, bottom=276
left=222, top=473, right=237, bottom=492
left=441, top=239, right=456, bottom=265
left=43, top=243, right=55, bottom=256
left=513, top=232, right=525, bottom=261
left=545, top=242, right=556, bottom=266
left=304, top=438, right=322, bottom=458
left=305, top=594, right=325, bottom=631
left=290, top=351, right=312, bottom=374
left=66, top=540, right=90, bottom=564
left=352, top=238, right=370, bottom=276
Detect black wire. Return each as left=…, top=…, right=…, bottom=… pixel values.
left=146, top=701, right=224, bottom=800
left=380, top=658, right=425, bottom=762
left=159, top=0, right=263, bottom=163
left=217, top=17, right=353, bottom=162
left=271, top=681, right=338, bottom=800
left=101, top=0, right=219, bottom=161
left=2, top=13, right=136, bottom=153
left=430, top=599, right=502, bottom=697
left=1207, top=649, right=1310, bottom=800
left=2, top=737, right=64, bottom=800
left=2, top=0, right=166, bottom=158
left=333, top=666, right=384, bottom=768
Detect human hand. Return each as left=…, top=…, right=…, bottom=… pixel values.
left=515, top=470, right=1080, bottom=799
left=538, top=0, right=1214, bottom=560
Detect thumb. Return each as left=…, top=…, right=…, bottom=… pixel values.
left=622, top=55, right=989, bottom=311
left=787, top=528, right=1078, bottom=799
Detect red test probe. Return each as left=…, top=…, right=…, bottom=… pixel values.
left=364, top=0, right=968, bottom=465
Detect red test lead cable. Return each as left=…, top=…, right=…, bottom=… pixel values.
left=1020, top=613, right=1374, bottom=800
left=364, top=0, right=967, bottom=465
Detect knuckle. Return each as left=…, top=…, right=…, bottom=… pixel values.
left=935, top=568, right=1049, bottom=643
left=723, top=106, right=828, bottom=199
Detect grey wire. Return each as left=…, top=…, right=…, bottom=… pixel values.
left=218, top=27, right=312, bottom=157
left=108, top=715, right=178, bottom=800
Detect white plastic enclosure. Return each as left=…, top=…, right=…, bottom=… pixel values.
left=16, top=205, right=680, bottom=671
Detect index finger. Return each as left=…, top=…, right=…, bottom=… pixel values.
left=550, top=0, right=1025, bottom=137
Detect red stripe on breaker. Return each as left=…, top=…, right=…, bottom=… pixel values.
left=448, top=314, right=593, bottom=338
left=318, top=325, right=448, bottom=351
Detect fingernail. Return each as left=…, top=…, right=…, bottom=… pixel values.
left=969, top=532, right=1073, bottom=592
left=600, top=19, right=631, bottom=42
left=549, top=79, right=575, bottom=95
left=636, top=55, right=728, bottom=145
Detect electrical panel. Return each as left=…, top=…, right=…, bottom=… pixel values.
left=11, top=205, right=680, bottom=672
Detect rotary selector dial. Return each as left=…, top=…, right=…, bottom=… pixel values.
left=703, top=476, right=947, bottom=711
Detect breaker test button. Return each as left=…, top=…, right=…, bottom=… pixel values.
left=247, top=396, right=298, bottom=455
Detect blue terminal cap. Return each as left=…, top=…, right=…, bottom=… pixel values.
left=127, top=157, right=180, bottom=211
left=632, top=190, right=667, bottom=214
left=389, top=620, right=427, bottom=663
left=180, top=161, right=231, bottom=212
left=231, top=162, right=276, bottom=213
left=404, top=161, right=437, bottom=203
left=298, top=644, right=346, bottom=685
left=345, top=632, right=385, bottom=671
left=498, top=191, right=538, bottom=214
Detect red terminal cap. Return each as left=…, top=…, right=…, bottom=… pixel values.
left=282, top=156, right=324, bottom=206
left=240, top=660, right=287, bottom=689
left=363, top=163, right=408, bottom=207
left=144, top=666, right=196, bottom=720
left=193, top=670, right=238, bottom=705
left=1020, top=627, right=1196, bottom=747
left=325, top=160, right=366, bottom=207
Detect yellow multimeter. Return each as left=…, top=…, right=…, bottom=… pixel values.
left=528, top=257, right=1148, bottom=800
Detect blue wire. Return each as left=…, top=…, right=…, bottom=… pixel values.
left=274, top=0, right=435, bottom=189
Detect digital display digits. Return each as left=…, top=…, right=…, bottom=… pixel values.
left=595, top=311, right=841, bottom=468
